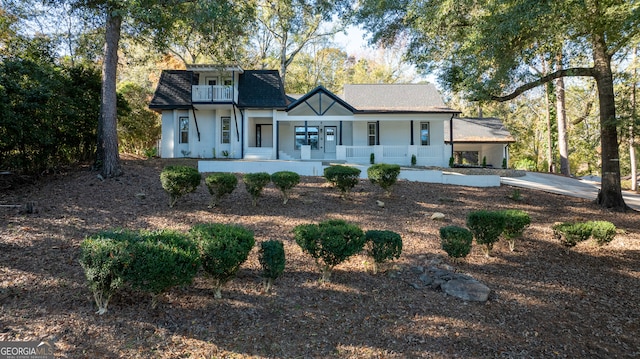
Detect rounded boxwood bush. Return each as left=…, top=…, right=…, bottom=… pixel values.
left=440, top=225, right=473, bottom=259
left=323, top=165, right=361, bottom=198
left=205, top=172, right=237, bottom=207
left=190, top=223, right=255, bottom=298
left=258, top=240, right=286, bottom=293
left=271, top=171, right=300, bottom=204
left=466, top=210, right=506, bottom=257
left=160, top=165, right=201, bottom=207
left=243, top=172, right=271, bottom=206
left=293, top=219, right=365, bottom=282
left=80, top=230, right=135, bottom=314
left=367, top=163, right=401, bottom=196
left=124, top=229, right=200, bottom=308
left=364, top=230, right=402, bottom=273
left=500, top=209, right=531, bottom=251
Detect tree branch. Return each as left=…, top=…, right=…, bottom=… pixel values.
left=491, top=67, right=595, bottom=102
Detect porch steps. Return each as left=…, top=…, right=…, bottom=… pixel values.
left=244, top=147, right=273, bottom=160
left=278, top=151, right=295, bottom=161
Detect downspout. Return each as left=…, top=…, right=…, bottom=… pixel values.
left=232, top=103, right=240, bottom=140
left=240, top=109, right=245, bottom=158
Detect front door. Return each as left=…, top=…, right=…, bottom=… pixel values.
left=324, top=126, right=337, bottom=153
left=256, top=124, right=273, bottom=147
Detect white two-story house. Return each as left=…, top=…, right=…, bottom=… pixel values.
left=149, top=65, right=512, bottom=168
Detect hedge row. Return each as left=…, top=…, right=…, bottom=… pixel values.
left=160, top=167, right=300, bottom=207
left=80, top=221, right=402, bottom=314
left=161, top=164, right=402, bottom=207
left=439, top=209, right=531, bottom=259
left=552, top=220, right=617, bottom=247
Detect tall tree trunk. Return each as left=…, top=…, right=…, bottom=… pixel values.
left=98, top=10, right=123, bottom=178
left=631, top=46, right=638, bottom=192
left=593, top=36, right=626, bottom=210
left=545, top=82, right=554, bottom=173
left=556, top=73, right=570, bottom=176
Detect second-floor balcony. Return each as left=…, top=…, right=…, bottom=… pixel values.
left=192, top=85, right=236, bottom=102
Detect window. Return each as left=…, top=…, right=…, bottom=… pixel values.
left=179, top=117, right=189, bottom=144
left=223, top=78, right=233, bottom=86
left=420, top=122, right=430, bottom=146
left=294, top=126, right=319, bottom=150
left=221, top=117, right=231, bottom=144
left=368, top=122, right=377, bottom=146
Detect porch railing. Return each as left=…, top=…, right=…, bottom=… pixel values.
left=340, top=145, right=447, bottom=166
left=192, top=85, right=235, bottom=102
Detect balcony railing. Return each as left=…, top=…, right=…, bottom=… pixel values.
left=192, top=85, right=235, bottom=102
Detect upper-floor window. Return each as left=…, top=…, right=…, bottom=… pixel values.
left=179, top=117, right=189, bottom=144
left=223, top=78, right=233, bottom=86
left=221, top=117, right=231, bottom=144
left=420, top=122, right=430, bottom=146
left=368, top=122, right=377, bottom=146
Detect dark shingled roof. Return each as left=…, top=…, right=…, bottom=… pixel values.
left=149, top=70, right=196, bottom=110
left=445, top=117, right=515, bottom=143
left=237, top=70, right=288, bottom=108
left=342, top=84, right=459, bottom=113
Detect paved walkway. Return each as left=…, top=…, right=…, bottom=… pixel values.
left=500, top=172, right=640, bottom=211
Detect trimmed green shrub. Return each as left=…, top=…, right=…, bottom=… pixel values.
left=205, top=172, right=237, bottom=207
left=258, top=240, right=286, bottom=293
left=411, top=154, right=417, bottom=166
left=271, top=171, right=300, bottom=204
left=440, top=226, right=473, bottom=259
left=364, top=230, right=402, bottom=273
left=124, top=229, right=200, bottom=308
left=482, top=156, right=487, bottom=168
left=553, top=221, right=616, bottom=247
left=243, top=172, right=271, bottom=206
left=449, top=156, right=455, bottom=167
left=466, top=210, right=506, bottom=257
left=160, top=166, right=201, bottom=207
left=502, top=158, right=507, bottom=169
left=589, top=220, right=616, bottom=246
left=552, top=222, right=593, bottom=247
left=323, top=165, right=361, bottom=198
left=190, top=223, right=255, bottom=298
left=293, top=219, right=366, bottom=282
left=367, top=163, right=401, bottom=196
left=79, top=231, right=134, bottom=314
left=501, top=210, right=531, bottom=251
left=370, top=153, right=375, bottom=164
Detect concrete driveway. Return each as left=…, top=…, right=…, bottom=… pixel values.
left=500, top=172, right=640, bottom=211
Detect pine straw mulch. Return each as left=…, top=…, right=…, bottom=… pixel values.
left=0, top=157, right=639, bottom=358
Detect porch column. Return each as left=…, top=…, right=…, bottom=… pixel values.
left=305, top=121, right=309, bottom=145
left=410, top=120, right=414, bottom=145
left=276, top=121, right=280, bottom=160
left=339, top=121, right=343, bottom=145
left=376, top=121, right=380, bottom=145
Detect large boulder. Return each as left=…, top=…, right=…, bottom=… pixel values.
left=441, top=279, right=491, bottom=302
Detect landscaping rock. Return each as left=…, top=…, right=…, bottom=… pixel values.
left=441, top=279, right=491, bottom=302
left=376, top=200, right=385, bottom=208
left=431, top=212, right=446, bottom=221
left=405, top=263, right=491, bottom=302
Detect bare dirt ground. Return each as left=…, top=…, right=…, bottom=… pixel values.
left=1, top=157, right=639, bottom=358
